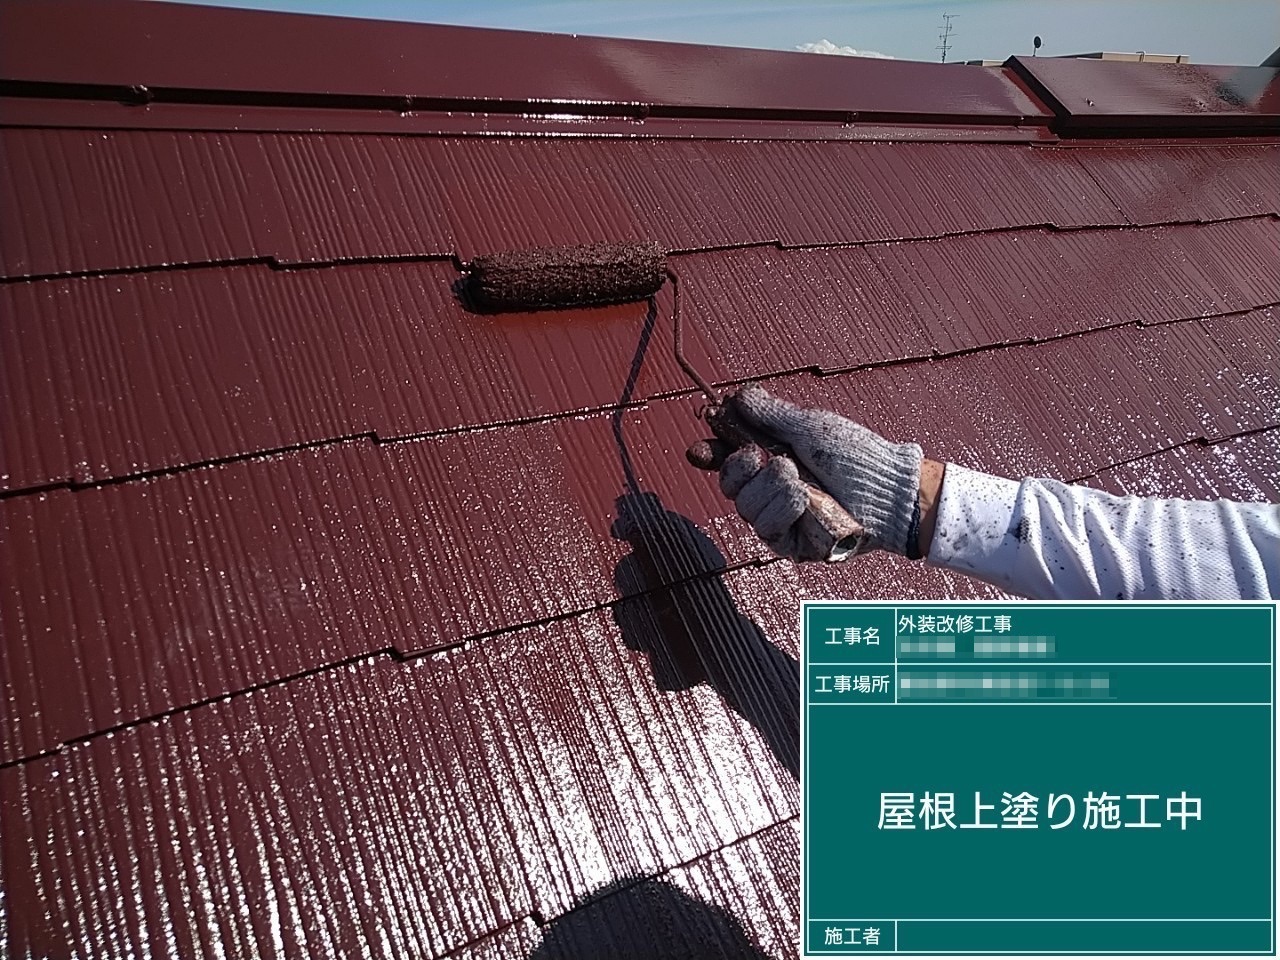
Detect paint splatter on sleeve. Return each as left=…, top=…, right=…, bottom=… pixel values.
left=927, top=464, right=1280, bottom=601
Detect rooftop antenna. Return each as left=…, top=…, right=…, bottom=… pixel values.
left=1033, top=35, right=1042, bottom=57
left=937, top=13, right=957, bottom=63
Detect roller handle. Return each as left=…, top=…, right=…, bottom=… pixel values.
left=688, top=392, right=866, bottom=561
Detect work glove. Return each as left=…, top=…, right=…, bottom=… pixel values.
left=689, top=384, right=923, bottom=561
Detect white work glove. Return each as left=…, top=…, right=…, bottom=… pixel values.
left=693, top=384, right=924, bottom=561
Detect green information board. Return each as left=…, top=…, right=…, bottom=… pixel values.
left=801, top=603, right=1276, bottom=956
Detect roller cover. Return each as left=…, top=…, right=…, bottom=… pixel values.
left=467, top=241, right=667, bottom=311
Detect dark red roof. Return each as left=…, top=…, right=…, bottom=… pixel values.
left=0, top=0, right=1048, bottom=124
left=1009, top=55, right=1280, bottom=133
left=2, top=2, right=1277, bottom=956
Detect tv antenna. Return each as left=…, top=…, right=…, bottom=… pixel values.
left=937, top=13, right=958, bottom=63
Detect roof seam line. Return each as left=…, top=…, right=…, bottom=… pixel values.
left=6, top=302, right=1274, bottom=499
left=815, top=300, right=1280, bottom=378
left=412, top=555, right=786, bottom=652
left=772, top=212, right=1280, bottom=253
left=433, top=917, right=541, bottom=960
left=1, top=555, right=791, bottom=766
left=518, top=813, right=801, bottom=933
left=0, top=251, right=459, bottom=286
left=0, top=647, right=404, bottom=770
left=426, top=812, right=801, bottom=956
left=1070, top=425, right=1280, bottom=485
left=0, top=431, right=380, bottom=501
left=7, top=214, right=1278, bottom=285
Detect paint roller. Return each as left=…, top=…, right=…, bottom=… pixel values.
left=460, top=241, right=864, bottom=560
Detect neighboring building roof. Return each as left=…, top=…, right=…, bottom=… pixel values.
left=1065, top=52, right=1190, bottom=63
left=1, top=2, right=1277, bottom=957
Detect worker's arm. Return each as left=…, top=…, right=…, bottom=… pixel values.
left=924, top=463, right=1280, bottom=601
left=693, top=385, right=1279, bottom=601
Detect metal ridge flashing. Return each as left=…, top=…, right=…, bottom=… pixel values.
left=1008, top=55, right=1280, bottom=137
left=0, top=99, right=1058, bottom=141
left=0, top=80, right=1053, bottom=131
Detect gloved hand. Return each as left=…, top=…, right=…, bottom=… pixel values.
left=689, top=384, right=924, bottom=561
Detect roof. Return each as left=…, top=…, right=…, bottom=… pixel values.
left=2, top=2, right=1277, bottom=956
left=1009, top=55, right=1280, bottom=134
left=1065, top=52, right=1190, bottom=63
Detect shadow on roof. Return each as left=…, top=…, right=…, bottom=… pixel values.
left=612, top=491, right=801, bottom=781
left=530, top=875, right=773, bottom=959
left=603, top=288, right=800, bottom=782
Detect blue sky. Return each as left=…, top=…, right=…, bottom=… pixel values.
left=175, top=0, right=1279, bottom=65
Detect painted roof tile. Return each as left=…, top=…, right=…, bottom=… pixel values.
left=8, top=306, right=1273, bottom=764
left=1089, top=429, right=1280, bottom=502
left=1, top=401, right=781, bottom=762
left=3, top=589, right=803, bottom=957
left=5, top=218, right=1275, bottom=494
left=0, top=265, right=712, bottom=491
left=1071, top=144, right=1280, bottom=224
left=530, top=819, right=801, bottom=958
left=0, top=133, right=1147, bottom=280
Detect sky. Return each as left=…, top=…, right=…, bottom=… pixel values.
left=174, top=0, right=1280, bottom=65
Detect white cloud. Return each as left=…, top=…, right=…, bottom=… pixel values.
left=795, top=39, right=893, bottom=58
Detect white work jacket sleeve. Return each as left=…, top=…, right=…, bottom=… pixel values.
left=926, top=463, right=1280, bottom=601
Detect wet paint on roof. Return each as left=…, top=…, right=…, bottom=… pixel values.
left=2, top=1, right=1277, bottom=957
left=1088, top=428, right=1280, bottom=502
left=1068, top=143, right=1280, bottom=224
left=4, top=219, right=1276, bottom=494
left=0, top=133, right=1135, bottom=280
left=7, top=308, right=1276, bottom=767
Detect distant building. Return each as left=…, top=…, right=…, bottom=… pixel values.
left=962, top=51, right=1189, bottom=66
left=1066, top=51, right=1189, bottom=63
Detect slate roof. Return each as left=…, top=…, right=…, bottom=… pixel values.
left=2, top=2, right=1278, bottom=956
